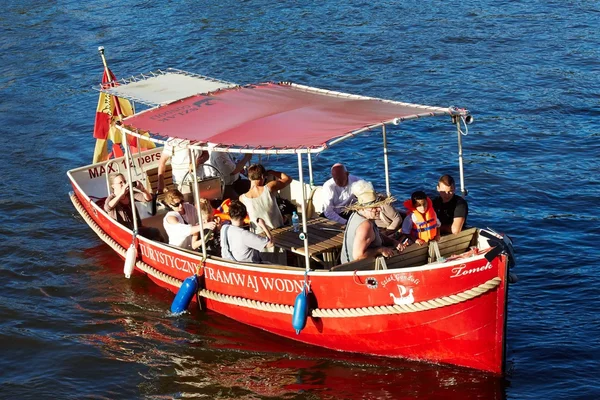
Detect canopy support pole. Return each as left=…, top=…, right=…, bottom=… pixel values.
left=297, top=153, right=311, bottom=272
left=382, top=125, right=391, bottom=196
left=455, top=119, right=467, bottom=197
left=190, top=148, right=207, bottom=258
left=122, top=131, right=139, bottom=234
left=307, top=152, right=314, bottom=187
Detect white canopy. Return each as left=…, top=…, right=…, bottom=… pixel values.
left=99, top=68, right=237, bottom=106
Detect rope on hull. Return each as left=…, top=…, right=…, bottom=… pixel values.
left=71, top=193, right=501, bottom=318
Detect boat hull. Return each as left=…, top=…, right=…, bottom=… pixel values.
left=69, top=182, right=509, bottom=375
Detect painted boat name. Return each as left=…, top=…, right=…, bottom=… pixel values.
left=450, top=262, right=493, bottom=278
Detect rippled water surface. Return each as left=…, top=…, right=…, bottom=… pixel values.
left=1, top=1, right=599, bottom=399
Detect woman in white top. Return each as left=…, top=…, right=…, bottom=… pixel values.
left=162, top=189, right=216, bottom=249
left=239, top=164, right=291, bottom=234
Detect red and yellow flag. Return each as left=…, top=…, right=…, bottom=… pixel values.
left=92, top=69, right=155, bottom=163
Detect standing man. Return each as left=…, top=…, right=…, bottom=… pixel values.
left=433, top=174, right=468, bottom=234
left=157, top=138, right=209, bottom=200
left=321, top=163, right=361, bottom=225
left=204, top=149, right=252, bottom=200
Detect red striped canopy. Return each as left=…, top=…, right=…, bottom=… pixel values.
left=123, top=82, right=451, bottom=152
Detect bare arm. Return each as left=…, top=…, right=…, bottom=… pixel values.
left=230, top=153, right=252, bottom=175
left=448, top=216, right=466, bottom=235
left=191, top=221, right=218, bottom=250
left=106, top=184, right=129, bottom=209
left=265, top=169, right=292, bottom=192
left=256, top=218, right=274, bottom=247
left=133, top=181, right=152, bottom=202
left=157, top=151, right=170, bottom=193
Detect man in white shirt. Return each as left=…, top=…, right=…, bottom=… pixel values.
left=157, top=138, right=208, bottom=200
left=204, top=149, right=252, bottom=200
left=321, top=163, right=361, bottom=225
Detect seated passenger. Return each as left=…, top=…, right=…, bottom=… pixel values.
left=374, top=193, right=403, bottom=237
left=341, top=181, right=405, bottom=263
left=321, top=163, right=362, bottom=225
left=220, top=200, right=274, bottom=263
left=191, top=199, right=221, bottom=256
left=162, top=189, right=204, bottom=250
left=400, top=191, right=441, bottom=246
left=104, top=173, right=163, bottom=241
left=433, top=174, right=469, bottom=234
left=239, top=164, right=291, bottom=234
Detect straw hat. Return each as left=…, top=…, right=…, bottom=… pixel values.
left=345, top=180, right=395, bottom=211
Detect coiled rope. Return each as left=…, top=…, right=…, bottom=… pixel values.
left=71, top=194, right=501, bottom=318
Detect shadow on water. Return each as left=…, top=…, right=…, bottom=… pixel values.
left=78, top=244, right=508, bottom=399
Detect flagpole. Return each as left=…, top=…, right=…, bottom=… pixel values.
left=98, top=46, right=124, bottom=117
left=98, top=47, right=138, bottom=235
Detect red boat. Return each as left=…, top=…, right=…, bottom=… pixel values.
left=68, top=52, right=516, bottom=375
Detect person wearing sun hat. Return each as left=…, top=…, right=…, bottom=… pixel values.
left=340, top=181, right=407, bottom=263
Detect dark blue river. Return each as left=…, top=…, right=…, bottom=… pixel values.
left=1, top=1, right=599, bottom=398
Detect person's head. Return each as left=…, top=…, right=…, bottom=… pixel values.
left=331, top=163, right=349, bottom=187
left=411, top=191, right=429, bottom=214
left=247, top=164, right=267, bottom=182
left=110, top=173, right=127, bottom=193
left=437, top=174, right=456, bottom=203
left=164, top=189, right=185, bottom=212
left=228, top=200, right=247, bottom=223
left=199, top=198, right=214, bottom=223
left=350, top=180, right=383, bottom=220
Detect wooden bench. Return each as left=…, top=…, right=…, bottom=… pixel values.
left=146, top=165, right=173, bottom=204
left=330, top=227, right=478, bottom=272
left=432, top=227, right=478, bottom=261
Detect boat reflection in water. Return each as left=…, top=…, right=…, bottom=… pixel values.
left=178, top=311, right=507, bottom=400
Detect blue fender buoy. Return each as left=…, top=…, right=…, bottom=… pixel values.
left=171, top=275, right=198, bottom=314
left=292, top=287, right=309, bottom=334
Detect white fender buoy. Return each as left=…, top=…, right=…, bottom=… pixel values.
left=123, top=244, right=137, bottom=279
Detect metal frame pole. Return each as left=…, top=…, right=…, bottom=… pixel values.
left=307, top=152, right=314, bottom=187
left=382, top=125, right=391, bottom=196
left=455, top=119, right=467, bottom=197
left=297, top=153, right=311, bottom=271
left=190, top=148, right=207, bottom=258
left=122, top=131, right=139, bottom=233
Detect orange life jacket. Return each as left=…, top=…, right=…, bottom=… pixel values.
left=213, top=198, right=250, bottom=224
left=403, top=197, right=438, bottom=242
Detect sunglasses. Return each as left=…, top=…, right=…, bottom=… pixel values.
left=170, top=201, right=183, bottom=208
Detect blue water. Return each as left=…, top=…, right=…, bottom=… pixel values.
left=1, top=0, right=599, bottom=398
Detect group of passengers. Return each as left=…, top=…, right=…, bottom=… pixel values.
left=321, top=163, right=468, bottom=263
left=104, top=141, right=467, bottom=265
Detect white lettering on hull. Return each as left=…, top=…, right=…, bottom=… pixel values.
left=450, top=262, right=493, bottom=278
left=138, top=245, right=306, bottom=293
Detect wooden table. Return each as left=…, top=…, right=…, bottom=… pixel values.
left=267, top=217, right=345, bottom=267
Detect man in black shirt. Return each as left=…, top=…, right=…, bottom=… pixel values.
left=432, top=175, right=468, bottom=235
